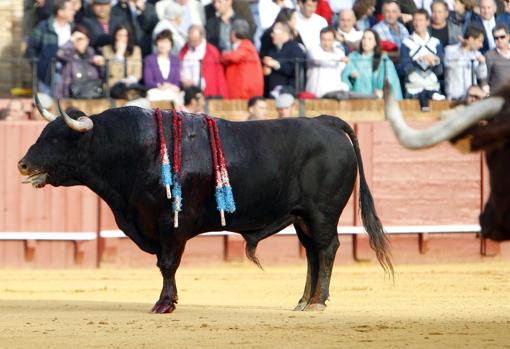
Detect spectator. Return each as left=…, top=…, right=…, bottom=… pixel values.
left=444, top=25, right=488, bottom=100
left=316, top=0, right=334, bottom=25
left=155, top=0, right=205, bottom=33
left=306, top=26, right=349, bottom=97
left=259, top=8, right=304, bottom=58
left=399, top=9, right=444, bottom=111
left=342, top=29, right=402, bottom=99
left=465, top=84, right=488, bottom=104
left=103, top=24, right=144, bottom=99
left=247, top=96, right=268, bottom=120
left=336, top=9, right=363, bottom=52
left=372, top=1, right=409, bottom=50
left=262, top=22, right=307, bottom=97
left=296, top=0, right=328, bottom=51
left=449, top=0, right=475, bottom=32
left=204, top=0, right=257, bottom=36
left=275, top=93, right=295, bottom=118
left=112, top=0, right=159, bottom=57
left=0, top=100, right=31, bottom=121
left=257, top=0, right=294, bottom=32
left=353, top=0, right=377, bottom=31
left=26, top=0, right=76, bottom=95
left=469, top=0, right=504, bottom=53
left=430, top=0, right=462, bottom=47
left=206, top=0, right=245, bottom=52
left=179, top=25, right=228, bottom=98
left=181, top=86, right=205, bottom=112
left=221, top=19, right=264, bottom=99
left=81, top=0, right=126, bottom=50
left=499, top=0, right=510, bottom=30
left=152, top=1, right=187, bottom=55
left=143, top=29, right=182, bottom=102
left=55, top=25, right=105, bottom=98
left=485, top=24, right=510, bottom=92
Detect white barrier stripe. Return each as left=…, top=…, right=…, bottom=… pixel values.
left=100, top=224, right=481, bottom=239
left=0, top=232, right=97, bottom=241
left=0, top=225, right=481, bottom=241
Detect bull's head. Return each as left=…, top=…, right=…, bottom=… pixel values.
left=17, top=94, right=94, bottom=188
left=384, top=83, right=510, bottom=242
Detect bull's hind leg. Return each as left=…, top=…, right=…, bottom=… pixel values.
left=304, top=224, right=339, bottom=311
left=294, top=221, right=319, bottom=311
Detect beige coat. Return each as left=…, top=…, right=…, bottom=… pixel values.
left=102, top=45, right=143, bottom=87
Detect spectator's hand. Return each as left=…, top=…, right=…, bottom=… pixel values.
left=92, top=55, right=105, bottom=66
left=350, top=71, right=359, bottom=79
left=375, top=89, right=383, bottom=99
left=340, top=56, right=348, bottom=63
left=181, top=79, right=194, bottom=88
left=262, top=56, right=278, bottom=68
left=115, top=42, right=127, bottom=56
left=420, top=54, right=437, bottom=66
left=401, top=14, right=413, bottom=23
left=35, top=0, right=45, bottom=8
left=263, top=66, right=272, bottom=76
left=335, top=32, right=345, bottom=42
left=478, top=55, right=486, bottom=64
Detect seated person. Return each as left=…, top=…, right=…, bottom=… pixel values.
left=179, top=25, right=228, bottom=98
left=55, top=25, right=105, bottom=98
left=342, top=29, right=402, bottom=99
left=429, top=0, right=462, bottom=48
left=262, top=21, right=306, bottom=98
left=221, top=19, right=264, bottom=99
left=275, top=93, right=295, bottom=118
left=143, top=29, right=182, bottom=103
left=372, top=0, right=409, bottom=50
left=247, top=96, right=268, bottom=120
left=336, top=9, right=363, bottom=52
left=306, top=26, right=349, bottom=98
left=465, top=84, right=488, bottom=105
left=399, top=9, right=444, bottom=111
left=102, top=25, right=144, bottom=100
left=181, top=86, right=205, bottom=112
left=444, top=25, right=488, bottom=100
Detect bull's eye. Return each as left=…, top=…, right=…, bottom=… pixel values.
left=52, top=138, right=58, bottom=145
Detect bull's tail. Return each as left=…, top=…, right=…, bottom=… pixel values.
left=337, top=119, right=394, bottom=278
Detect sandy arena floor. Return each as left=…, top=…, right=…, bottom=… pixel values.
left=0, top=262, right=509, bottom=349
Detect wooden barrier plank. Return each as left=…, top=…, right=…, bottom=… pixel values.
left=0, top=122, right=5, bottom=232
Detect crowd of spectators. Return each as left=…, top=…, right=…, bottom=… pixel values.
left=22, top=0, right=510, bottom=113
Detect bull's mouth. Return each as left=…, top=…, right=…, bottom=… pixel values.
left=22, top=172, right=49, bottom=188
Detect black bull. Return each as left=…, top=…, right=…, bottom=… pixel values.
left=18, top=105, right=392, bottom=313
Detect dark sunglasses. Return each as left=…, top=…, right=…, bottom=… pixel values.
left=494, top=35, right=507, bottom=40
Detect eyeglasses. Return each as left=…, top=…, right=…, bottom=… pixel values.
left=494, top=35, right=507, bottom=40
left=468, top=94, right=483, bottom=100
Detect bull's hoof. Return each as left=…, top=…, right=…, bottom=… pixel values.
left=151, top=302, right=176, bottom=314
left=293, top=301, right=309, bottom=311
left=303, top=303, right=326, bottom=311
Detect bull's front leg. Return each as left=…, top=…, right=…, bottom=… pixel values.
left=151, top=235, right=186, bottom=314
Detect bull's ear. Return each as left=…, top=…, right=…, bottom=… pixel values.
left=454, top=119, right=510, bottom=152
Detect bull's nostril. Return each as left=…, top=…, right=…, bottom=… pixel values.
left=18, top=160, right=28, bottom=173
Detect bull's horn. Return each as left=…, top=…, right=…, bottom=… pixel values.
left=34, top=93, right=58, bottom=122
left=383, top=82, right=504, bottom=149
left=57, top=99, right=93, bottom=132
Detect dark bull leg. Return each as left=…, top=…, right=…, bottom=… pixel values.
left=152, top=236, right=186, bottom=314
left=294, top=224, right=319, bottom=311
left=304, top=232, right=339, bottom=311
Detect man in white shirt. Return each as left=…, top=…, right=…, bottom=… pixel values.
left=296, top=0, right=328, bottom=51
left=306, top=26, right=349, bottom=97
left=444, top=25, right=488, bottom=100
left=336, top=9, right=363, bottom=52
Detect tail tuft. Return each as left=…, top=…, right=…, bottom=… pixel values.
left=245, top=242, right=263, bottom=270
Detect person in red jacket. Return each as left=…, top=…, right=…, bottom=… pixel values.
left=179, top=25, right=229, bottom=98
left=221, top=18, right=264, bottom=99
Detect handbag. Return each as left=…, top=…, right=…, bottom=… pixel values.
left=70, top=79, right=104, bottom=99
